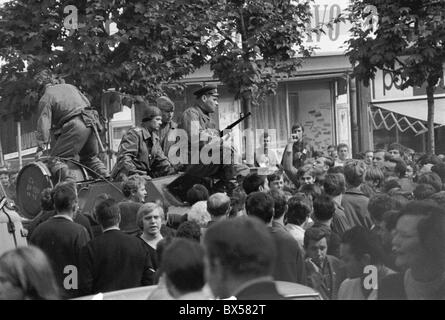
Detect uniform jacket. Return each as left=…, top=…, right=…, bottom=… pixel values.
left=178, top=105, right=219, bottom=144
left=111, top=126, right=174, bottom=179
left=158, top=120, right=178, bottom=157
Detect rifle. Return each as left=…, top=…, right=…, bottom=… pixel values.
left=219, top=112, right=252, bottom=137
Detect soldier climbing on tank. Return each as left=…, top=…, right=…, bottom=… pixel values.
left=33, top=68, right=109, bottom=181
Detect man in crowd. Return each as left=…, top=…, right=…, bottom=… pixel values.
left=30, top=181, right=90, bottom=298
left=255, top=132, right=280, bottom=168
left=156, top=95, right=178, bottom=157
left=323, top=173, right=351, bottom=236
left=118, top=175, right=147, bottom=235
left=79, top=198, right=154, bottom=295
left=203, top=217, right=284, bottom=299
left=33, top=68, right=108, bottom=181
left=111, top=105, right=176, bottom=181
left=206, top=193, right=231, bottom=227
left=336, top=143, right=350, bottom=166
left=242, top=172, right=269, bottom=195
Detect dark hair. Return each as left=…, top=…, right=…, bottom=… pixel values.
left=186, top=184, right=209, bottom=206
left=388, top=143, right=404, bottom=154
left=416, top=172, right=442, bottom=192
left=313, top=194, right=335, bottom=222
left=162, top=239, right=205, bottom=294
left=176, top=221, right=201, bottom=242
left=203, top=217, right=276, bottom=278
left=327, top=166, right=344, bottom=174
left=382, top=210, right=400, bottom=232
left=299, top=183, right=322, bottom=199
left=337, top=143, right=349, bottom=152
left=52, top=182, right=77, bottom=213
left=296, top=164, right=315, bottom=180
left=242, top=173, right=267, bottom=195
left=40, top=188, right=54, bottom=211
left=396, top=201, right=445, bottom=268
left=417, top=153, right=442, bottom=167
left=382, top=179, right=401, bottom=193
left=341, top=226, right=385, bottom=265
left=95, top=198, right=121, bottom=229
left=393, top=159, right=407, bottom=178
left=268, top=190, right=287, bottom=220
left=323, top=173, right=346, bottom=196
left=286, top=196, right=312, bottom=226
left=343, top=160, right=367, bottom=187
left=413, top=183, right=437, bottom=200
left=267, top=170, right=283, bottom=184
left=291, top=123, right=304, bottom=133
left=245, top=192, right=274, bottom=223
left=304, top=227, right=329, bottom=249
left=121, top=175, right=145, bottom=198
left=368, top=194, right=400, bottom=223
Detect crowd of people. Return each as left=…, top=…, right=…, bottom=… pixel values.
left=1, top=138, right=445, bottom=300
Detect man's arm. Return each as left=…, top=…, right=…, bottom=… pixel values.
left=282, top=142, right=299, bottom=185
left=151, top=138, right=176, bottom=177
left=35, top=94, right=53, bottom=150
left=114, top=129, right=140, bottom=177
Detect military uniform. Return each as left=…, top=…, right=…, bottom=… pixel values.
left=36, top=83, right=108, bottom=178
left=111, top=126, right=175, bottom=181
left=158, top=120, right=178, bottom=157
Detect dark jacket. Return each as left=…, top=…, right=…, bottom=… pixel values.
left=341, top=187, right=373, bottom=229
left=236, top=279, right=285, bottom=300
left=79, top=229, right=154, bottom=295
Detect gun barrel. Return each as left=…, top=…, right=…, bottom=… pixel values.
left=220, top=112, right=252, bottom=136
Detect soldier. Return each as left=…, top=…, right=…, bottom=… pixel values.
left=111, top=105, right=176, bottom=181
left=34, top=68, right=108, bottom=181
left=156, top=96, right=178, bottom=157
left=175, top=85, right=249, bottom=194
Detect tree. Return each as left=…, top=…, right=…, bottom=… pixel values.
left=345, top=0, right=445, bottom=153
left=207, top=0, right=316, bottom=129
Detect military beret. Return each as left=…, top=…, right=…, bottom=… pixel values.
left=141, top=106, right=162, bottom=122
left=156, top=96, right=175, bottom=112
left=193, top=85, right=219, bottom=98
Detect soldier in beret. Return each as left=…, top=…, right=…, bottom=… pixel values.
left=111, top=105, right=176, bottom=181
left=176, top=85, right=249, bottom=194
left=156, top=96, right=178, bottom=157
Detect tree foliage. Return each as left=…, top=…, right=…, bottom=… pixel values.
left=345, top=0, right=445, bottom=152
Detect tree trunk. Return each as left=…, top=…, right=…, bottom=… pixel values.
left=426, top=84, right=435, bottom=154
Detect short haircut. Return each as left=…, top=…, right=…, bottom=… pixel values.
left=286, top=196, right=312, bottom=226
left=341, top=226, right=385, bottom=265
left=40, top=188, right=54, bottom=211
left=203, top=216, right=276, bottom=278
left=337, top=143, right=349, bottom=152
left=267, top=170, right=283, bottom=183
left=292, top=123, right=304, bottom=132
left=245, top=192, right=274, bottom=224
left=413, top=183, right=437, bottom=200
left=186, top=184, right=209, bottom=206
left=242, top=173, right=267, bottom=195
left=319, top=156, right=335, bottom=168
left=268, top=190, right=287, bottom=220
left=382, top=210, right=401, bottom=231
left=136, top=202, right=164, bottom=230
left=416, top=172, right=442, bottom=192
left=368, top=194, right=400, bottom=223
left=304, top=227, right=329, bottom=248
left=327, top=166, right=344, bottom=174
left=313, top=194, right=335, bottom=222
left=95, top=198, right=121, bottom=229
left=162, top=238, right=205, bottom=294
left=417, top=154, right=442, bottom=166
left=52, top=181, right=77, bottom=213
left=296, top=164, right=315, bottom=180
left=176, top=221, right=201, bottom=242
left=187, top=201, right=211, bottom=228
left=396, top=201, right=445, bottom=268
left=343, top=160, right=367, bottom=187
left=388, top=143, right=404, bottom=153
left=364, top=166, right=385, bottom=187
left=121, top=175, right=145, bottom=198
left=393, top=159, right=407, bottom=178
left=323, top=173, right=346, bottom=196
left=207, top=193, right=230, bottom=218
left=299, top=183, right=322, bottom=198
left=382, top=179, right=401, bottom=193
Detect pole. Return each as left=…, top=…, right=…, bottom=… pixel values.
left=17, top=121, right=22, bottom=169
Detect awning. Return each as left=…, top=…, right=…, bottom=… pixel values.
left=370, top=96, right=445, bottom=134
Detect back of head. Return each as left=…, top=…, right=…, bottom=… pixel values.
left=186, top=184, right=209, bottom=206
left=162, top=238, right=205, bottom=296
left=299, top=183, right=322, bottom=198
left=40, top=188, right=54, bottom=211
left=52, top=181, right=77, bottom=213
left=341, top=226, right=385, bottom=266
left=121, top=175, right=145, bottom=198
left=0, top=246, right=59, bottom=300
left=327, top=166, right=344, bottom=174
left=416, top=172, right=442, bottom=192
left=176, top=220, right=202, bottom=242
left=364, top=166, right=385, bottom=187
left=187, top=201, right=211, bottom=228
left=242, top=173, right=267, bottom=195
left=343, top=160, right=367, bottom=188
left=417, top=153, right=442, bottom=167
left=413, top=183, right=437, bottom=200
left=203, top=216, right=276, bottom=279
left=286, top=195, right=312, bottom=226
left=323, top=173, right=346, bottom=196
left=95, top=198, right=121, bottom=229
left=368, top=194, right=399, bottom=224
left=268, top=189, right=287, bottom=220
left=245, top=192, right=274, bottom=224
left=207, top=193, right=230, bottom=218
left=313, top=194, right=335, bottom=222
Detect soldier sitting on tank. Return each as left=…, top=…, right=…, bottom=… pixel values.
left=110, top=105, right=176, bottom=181
left=33, top=68, right=109, bottom=181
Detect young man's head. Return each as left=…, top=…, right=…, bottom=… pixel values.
left=268, top=190, right=287, bottom=222
left=52, top=181, right=78, bottom=216
left=156, top=96, right=175, bottom=125
left=286, top=195, right=312, bottom=226
left=291, top=124, right=304, bottom=141
left=0, top=169, right=9, bottom=187
left=296, top=164, right=316, bottom=186
left=203, top=217, right=276, bottom=299
left=207, top=193, right=231, bottom=221
left=242, top=173, right=269, bottom=195
left=387, top=143, right=404, bottom=160
left=367, top=194, right=401, bottom=226
left=267, top=171, right=284, bottom=192
left=194, top=85, right=219, bottom=114
left=313, top=156, right=334, bottom=173
left=186, top=184, right=209, bottom=206
left=304, top=227, right=329, bottom=267
left=340, top=226, right=385, bottom=279
left=327, top=145, right=336, bottom=158
left=372, top=149, right=387, bottom=165
left=343, top=160, right=367, bottom=188
left=313, top=194, right=335, bottom=224
left=137, top=202, right=164, bottom=237
left=364, top=150, right=374, bottom=166
left=337, top=143, right=349, bottom=161
left=121, top=175, right=147, bottom=202
left=245, top=192, right=274, bottom=224
left=141, top=106, right=162, bottom=132
left=95, top=198, right=121, bottom=229
left=323, top=173, right=346, bottom=197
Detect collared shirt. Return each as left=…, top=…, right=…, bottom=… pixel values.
left=285, top=223, right=305, bottom=248
left=102, top=226, right=120, bottom=233
left=53, top=214, right=74, bottom=222
left=231, top=276, right=275, bottom=298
